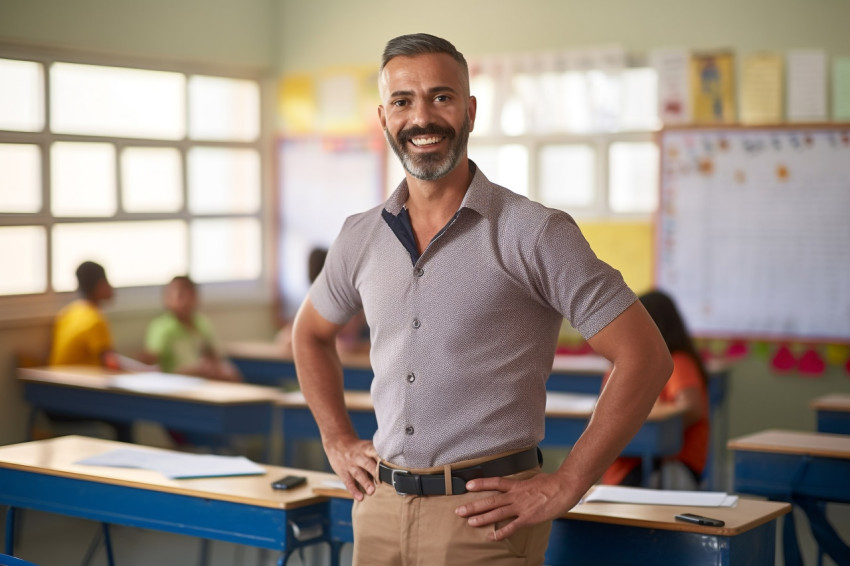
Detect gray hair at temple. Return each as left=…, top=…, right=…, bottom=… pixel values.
left=380, top=33, right=469, bottom=90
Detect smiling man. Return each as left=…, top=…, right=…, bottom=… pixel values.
left=292, top=33, right=672, bottom=565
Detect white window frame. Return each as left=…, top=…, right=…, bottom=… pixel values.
left=0, top=42, right=274, bottom=324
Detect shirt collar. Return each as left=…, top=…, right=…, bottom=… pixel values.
left=383, top=160, right=494, bottom=219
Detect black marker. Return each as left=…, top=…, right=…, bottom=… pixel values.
left=675, top=513, right=725, bottom=527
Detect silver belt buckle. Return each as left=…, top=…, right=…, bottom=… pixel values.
left=391, top=468, right=409, bottom=493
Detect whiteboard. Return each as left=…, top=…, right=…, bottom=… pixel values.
left=656, top=126, right=850, bottom=342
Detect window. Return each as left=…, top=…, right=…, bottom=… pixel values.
left=0, top=49, right=266, bottom=309
left=382, top=50, right=660, bottom=219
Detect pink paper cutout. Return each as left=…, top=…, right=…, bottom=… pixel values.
left=797, top=348, right=825, bottom=377
left=771, top=345, right=797, bottom=373
left=725, top=340, right=749, bottom=359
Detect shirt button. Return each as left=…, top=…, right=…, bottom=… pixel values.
left=414, top=267, right=425, bottom=277
left=405, top=426, right=415, bottom=435
left=412, top=318, right=421, bottom=329
left=407, top=372, right=415, bottom=383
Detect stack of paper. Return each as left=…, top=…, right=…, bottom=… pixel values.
left=584, top=485, right=738, bottom=507
left=76, top=447, right=265, bottom=479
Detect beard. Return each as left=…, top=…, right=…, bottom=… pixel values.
left=385, top=116, right=470, bottom=181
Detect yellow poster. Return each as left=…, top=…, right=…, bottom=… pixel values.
left=740, top=53, right=783, bottom=124
left=691, top=51, right=736, bottom=124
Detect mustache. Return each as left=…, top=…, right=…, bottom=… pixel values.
left=397, top=124, right=456, bottom=144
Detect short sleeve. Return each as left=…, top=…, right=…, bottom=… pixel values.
left=533, top=212, right=637, bottom=339
left=308, top=220, right=364, bottom=325
left=145, top=315, right=169, bottom=354
left=87, top=316, right=114, bottom=357
left=662, top=352, right=704, bottom=400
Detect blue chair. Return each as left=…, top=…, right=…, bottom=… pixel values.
left=0, top=554, right=40, bottom=566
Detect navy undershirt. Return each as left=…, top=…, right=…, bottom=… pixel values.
left=381, top=207, right=420, bottom=266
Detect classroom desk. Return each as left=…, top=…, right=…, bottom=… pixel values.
left=226, top=341, right=373, bottom=390
left=277, top=391, right=683, bottom=487
left=18, top=366, right=278, bottom=460
left=312, top=484, right=789, bottom=566
left=728, top=429, right=850, bottom=566
left=810, top=393, right=850, bottom=435
left=0, top=436, right=339, bottom=566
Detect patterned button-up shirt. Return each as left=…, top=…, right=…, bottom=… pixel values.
left=309, top=163, right=636, bottom=468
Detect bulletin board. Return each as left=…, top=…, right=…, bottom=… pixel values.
left=655, top=126, right=850, bottom=342
left=276, top=135, right=385, bottom=320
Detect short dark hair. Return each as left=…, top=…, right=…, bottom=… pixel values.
left=381, top=33, right=468, bottom=78
left=75, top=261, right=107, bottom=298
left=169, top=275, right=197, bottom=291
left=307, top=248, right=328, bottom=283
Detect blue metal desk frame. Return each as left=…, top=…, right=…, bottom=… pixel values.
left=732, top=437, right=850, bottom=566
left=0, top=470, right=328, bottom=565
left=20, top=375, right=277, bottom=462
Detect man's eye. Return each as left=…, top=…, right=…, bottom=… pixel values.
left=393, top=100, right=407, bottom=107
left=435, top=95, right=449, bottom=102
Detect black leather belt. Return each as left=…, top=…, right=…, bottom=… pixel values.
left=378, top=447, right=541, bottom=496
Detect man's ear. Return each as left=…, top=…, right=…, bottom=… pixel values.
left=467, top=95, right=477, bottom=132
left=378, top=105, right=387, bottom=130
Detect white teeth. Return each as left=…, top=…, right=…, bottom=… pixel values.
left=411, top=136, right=441, bottom=146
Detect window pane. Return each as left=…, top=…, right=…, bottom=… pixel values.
left=52, top=220, right=187, bottom=291
left=620, top=68, right=660, bottom=131
left=121, top=147, right=183, bottom=212
left=187, top=147, right=260, bottom=214
left=469, top=73, right=495, bottom=136
left=51, top=142, right=116, bottom=217
left=469, top=144, right=528, bottom=197
left=0, top=143, right=41, bottom=212
left=51, top=62, right=185, bottom=139
left=0, top=58, right=44, bottom=131
left=539, top=145, right=596, bottom=209
left=188, top=75, right=260, bottom=141
left=562, top=71, right=592, bottom=133
left=190, top=218, right=260, bottom=282
left=609, top=142, right=659, bottom=213
left=0, top=226, right=47, bottom=295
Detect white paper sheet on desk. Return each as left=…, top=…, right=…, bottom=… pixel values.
left=109, top=373, right=206, bottom=394
left=584, top=485, right=738, bottom=507
left=75, top=448, right=265, bottom=479
left=545, top=392, right=598, bottom=412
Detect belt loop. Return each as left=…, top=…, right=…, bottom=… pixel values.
left=374, top=458, right=382, bottom=487
left=443, top=464, right=453, bottom=496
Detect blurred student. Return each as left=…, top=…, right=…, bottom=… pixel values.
left=601, top=290, right=709, bottom=490
left=49, top=260, right=119, bottom=368
left=47, top=260, right=132, bottom=442
left=144, top=275, right=241, bottom=382
left=277, top=248, right=370, bottom=355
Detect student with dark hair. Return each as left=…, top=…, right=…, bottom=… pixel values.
left=49, top=261, right=118, bottom=368
left=602, top=289, right=710, bottom=489
left=48, top=260, right=133, bottom=442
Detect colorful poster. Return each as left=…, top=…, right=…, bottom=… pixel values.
left=690, top=51, right=736, bottom=124
left=833, top=57, right=850, bottom=121
left=650, top=48, right=692, bottom=125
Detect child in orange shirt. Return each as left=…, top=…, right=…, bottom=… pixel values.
left=601, top=290, right=709, bottom=489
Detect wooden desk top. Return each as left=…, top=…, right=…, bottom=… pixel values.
left=810, top=393, right=850, bottom=412
left=18, top=366, right=280, bottom=405
left=278, top=389, right=683, bottom=422
left=727, top=429, right=850, bottom=459
left=0, top=436, right=337, bottom=510
left=313, top=483, right=788, bottom=536
left=226, top=341, right=372, bottom=370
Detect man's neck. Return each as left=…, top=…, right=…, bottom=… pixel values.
left=403, top=160, right=473, bottom=254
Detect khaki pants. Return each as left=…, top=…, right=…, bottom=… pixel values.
left=352, top=467, right=551, bottom=566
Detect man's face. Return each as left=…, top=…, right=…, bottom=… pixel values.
left=378, top=53, right=476, bottom=181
